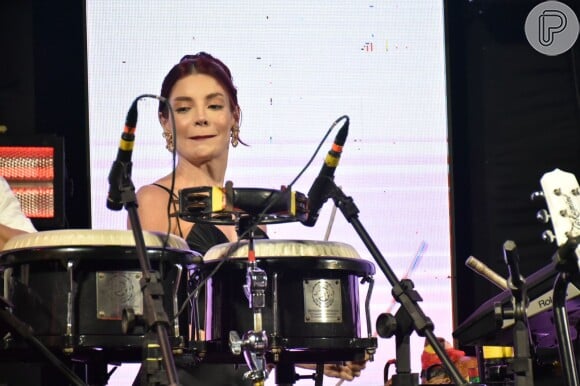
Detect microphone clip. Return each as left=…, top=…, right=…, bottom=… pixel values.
left=106, top=158, right=135, bottom=211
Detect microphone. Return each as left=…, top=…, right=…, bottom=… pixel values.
left=465, top=256, right=508, bottom=290
left=301, top=117, right=349, bottom=227
left=106, top=100, right=138, bottom=210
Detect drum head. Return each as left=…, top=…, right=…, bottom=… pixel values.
left=202, top=239, right=374, bottom=274
left=0, top=229, right=200, bottom=265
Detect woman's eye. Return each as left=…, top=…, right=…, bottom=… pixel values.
left=175, top=106, right=191, bottom=113
left=208, top=104, right=223, bottom=110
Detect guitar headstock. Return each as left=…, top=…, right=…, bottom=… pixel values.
left=539, top=168, right=580, bottom=246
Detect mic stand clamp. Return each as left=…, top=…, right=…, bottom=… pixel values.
left=551, top=237, right=580, bottom=386
left=375, top=279, right=421, bottom=386
left=317, top=177, right=466, bottom=385
left=110, top=161, right=181, bottom=386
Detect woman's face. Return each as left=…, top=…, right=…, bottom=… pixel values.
left=162, top=73, right=238, bottom=164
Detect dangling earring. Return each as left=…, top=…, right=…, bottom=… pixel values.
left=162, top=131, right=174, bottom=152
left=230, top=125, right=240, bottom=147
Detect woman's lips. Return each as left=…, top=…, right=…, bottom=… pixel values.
left=190, top=135, right=215, bottom=140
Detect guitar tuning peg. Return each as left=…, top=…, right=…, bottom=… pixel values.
left=541, top=230, right=556, bottom=244
left=536, top=209, right=550, bottom=224
left=530, top=191, right=545, bottom=201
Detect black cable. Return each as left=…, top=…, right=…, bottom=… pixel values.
left=235, top=114, right=349, bottom=242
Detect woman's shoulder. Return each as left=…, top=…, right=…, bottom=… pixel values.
left=137, top=179, right=174, bottom=196
left=136, top=183, right=176, bottom=209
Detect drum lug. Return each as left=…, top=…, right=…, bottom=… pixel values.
left=172, top=264, right=183, bottom=338
left=65, top=260, right=76, bottom=354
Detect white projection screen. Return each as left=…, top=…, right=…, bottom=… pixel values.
left=86, top=1, right=451, bottom=384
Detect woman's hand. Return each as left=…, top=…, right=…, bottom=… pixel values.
left=297, top=359, right=367, bottom=382
left=323, top=360, right=366, bottom=381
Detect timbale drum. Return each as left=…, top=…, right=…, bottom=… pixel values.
left=189, top=239, right=376, bottom=364
left=0, top=229, right=200, bottom=363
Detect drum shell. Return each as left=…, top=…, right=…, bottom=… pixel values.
left=193, top=256, right=374, bottom=361
left=1, top=246, right=194, bottom=361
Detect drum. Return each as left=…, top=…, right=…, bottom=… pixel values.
left=190, top=239, right=376, bottom=364
left=0, top=229, right=200, bottom=363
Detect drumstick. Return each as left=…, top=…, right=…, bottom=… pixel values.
left=324, top=203, right=339, bottom=241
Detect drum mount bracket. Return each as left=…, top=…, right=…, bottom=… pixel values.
left=230, top=259, right=269, bottom=383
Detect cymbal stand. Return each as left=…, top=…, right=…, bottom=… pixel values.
left=501, top=240, right=534, bottom=386
left=108, top=157, right=180, bottom=386
left=551, top=237, right=580, bottom=386
left=313, top=175, right=466, bottom=386
left=230, top=217, right=269, bottom=386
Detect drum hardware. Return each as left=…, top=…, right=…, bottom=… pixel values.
left=271, top=272, right=281, bottom=362
left=237, top=236, right=269, bottom=384
left=362, top=275, right=376, bottom=357
left=310, top=175, right=466, bottom=385
left=172, top=263, right=183, bottom=341
left=65, top=260, right=75, bottom=354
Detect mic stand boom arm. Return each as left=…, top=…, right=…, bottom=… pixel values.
left=109, top=159, right=180, bottom=386
left=315, top=176, right=466, bottom=386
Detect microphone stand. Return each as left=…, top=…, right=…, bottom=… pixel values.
left=501, top=241, right=534, bottom=386
left=551, top=237, right=580, bottom=386
left=108, top=159, right=180, bottom=386
left=313, top=176, right=466, bottom=386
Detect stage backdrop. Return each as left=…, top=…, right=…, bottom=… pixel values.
left=86, top=1, right=450, bottom=384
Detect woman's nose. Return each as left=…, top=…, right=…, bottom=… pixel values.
left=194, top=111, right=209, bottom=126
left=194, top=118, right=209, bottom=126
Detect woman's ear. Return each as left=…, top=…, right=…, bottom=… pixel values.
left=159, top=112, right=169, bottom=128
left=233, top=106, right=241, bottom=125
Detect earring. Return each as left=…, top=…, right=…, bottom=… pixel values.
left=231, top=125, right=240, bottom=147
left=162, top=131, right=174, bottom=152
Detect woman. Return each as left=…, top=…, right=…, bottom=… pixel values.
left=135, top=52, right=243, bottom=254
left=132, top=52, right=364, bottom=385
